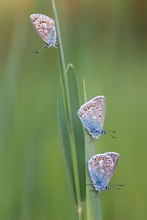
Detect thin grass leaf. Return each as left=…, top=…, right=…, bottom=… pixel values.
left=67, top=64, right=85, bottom=202
left=51, top=2, right=84, bottom=219
left=57, top=84, right=76, bottom=202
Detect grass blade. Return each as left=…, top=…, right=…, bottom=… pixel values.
left=51, top=1, right=85, bottom=218
left=67, top=64, right=85, bottom=202
left=57, top=83, right=76, bottom=202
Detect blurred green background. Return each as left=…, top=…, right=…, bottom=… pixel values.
left=0, top=0, right=147, bottom=219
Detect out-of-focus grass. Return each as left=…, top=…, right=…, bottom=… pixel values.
left=0, top=0, right=147, bottom=220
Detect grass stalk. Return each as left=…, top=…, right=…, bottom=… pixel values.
left=51, top=0, right=84, bottom=218
left=83, top=80, right=102, bottom=220
left=85, top=136, right=102, bottom=220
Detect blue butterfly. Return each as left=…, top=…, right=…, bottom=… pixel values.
left=30, top=14, right=57, bottom=48
left=78, top=96, right=106, bottom=139
left=88, top=152, right=119, bottom=192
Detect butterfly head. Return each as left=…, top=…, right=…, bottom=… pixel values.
left=94, top=183, right=109, bottom=192
left=90, top=129, right=105, bottom=139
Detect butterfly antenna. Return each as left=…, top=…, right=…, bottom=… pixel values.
left=107, top=129, right=116, bottom=133
left=34, top=44, right=46, bottom=54
left=108, top=133, right=116, bottom=139
left=110, top=184, right=124, bottom=190
left=106, top=129, right=116, bottom=139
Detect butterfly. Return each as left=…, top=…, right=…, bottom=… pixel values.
left=88, top=152, right=119, bottom=192
left=30, top=14, right=57, bottom=48
left=78, top=96, right=106, bottom=139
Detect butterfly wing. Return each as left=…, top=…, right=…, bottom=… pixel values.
left=78, top=96, right=106, bottom=137
left=105, top=152, right=119, bottom=179
left=91, top=96, right=106, bottom=127
left=88, top=152, right=119, bottom=191
left=30, top=14, right=56, bottom=45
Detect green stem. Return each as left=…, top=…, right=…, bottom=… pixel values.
left=77, top=202, right=85, bottom=220
left=51, top=0, right=82, bottom=215
left=85, top=136, right=102, bottom=220
left=83, top=82, right=102, bottom=220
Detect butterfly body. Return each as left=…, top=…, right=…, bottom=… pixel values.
left=30, top=14, right=56, bottom=48
left=78, top=96, right=106, bottom=139
left=88, top=152, right=119, bottom=192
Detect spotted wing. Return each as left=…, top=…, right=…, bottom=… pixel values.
left=88, top=152, right=119, bottom=189
left=106, top=152, right=119, bottom=170
left=30, top=14, right=56, bottom=44
left=90, top=96, right=106, bottom=127
left=78, top=96, right=106, bottom=134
